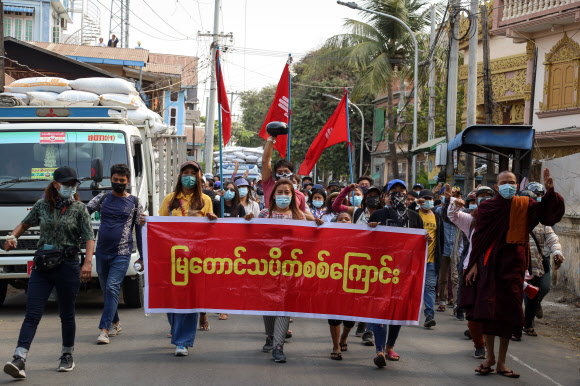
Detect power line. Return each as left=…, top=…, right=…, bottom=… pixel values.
left=141, top=0, right=197, bottom=39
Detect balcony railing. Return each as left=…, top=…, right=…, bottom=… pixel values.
left=498, top=0, right=580, bottom=26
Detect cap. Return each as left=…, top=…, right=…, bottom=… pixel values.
left=419, top=189, right=434, bottom=199
left=412, top=183, right=424, bottom=190
left=312, top=183, right=324, bottom=190
left=465, top=191, right=477, bottom=203
left=302, top=176, right=313, bottom=183
left=408, top=190, right=419, bottom=198
left=366, top=186, right=382, bottom=196
left=303, top=182, right=313, bottom=188
left=180, top=161, right=200, bottom=172
left=54, top=166, right=80, bottom=184
left=214, top=181, right=221, bottom=189
left=235, top=178, right=250, bottom=187
left=386, top=179, right=407, bottom=193
left=476, top=186, right=495, bottom=197
left=204, top=173, right=213, bottom=180
left=328, top=179, right=341, bottom=187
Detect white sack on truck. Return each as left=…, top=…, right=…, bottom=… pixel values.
left=6, top=77, right=71, bottom=93
left=57, top=90, right=100, bottom=106
left=126, top=108, right=156, bottom=125
left=70, top=77, right=137, bottom=95
left=99, top=93, right=144, bottom=110
left=27, top=92, right=68, bottom=106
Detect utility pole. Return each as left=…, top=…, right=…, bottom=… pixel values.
left=445, top=0, right=460, bottom=184
left=0, top=0, right=4, bottom=93
left=428, top=5, right=436, bottom=141
left=464, top=0, right=478, bottom=193
left=481, top=4, right=495, bottom=186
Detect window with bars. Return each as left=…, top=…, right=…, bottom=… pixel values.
left=52, top=26, right=60, bottom=43
left=25, top=20, right=33, bottom=41
left=4, top=18, right=12, bottom=37
left=170, top=108, right=177, bottom=127
left=14, top=19, right=22, bottom=40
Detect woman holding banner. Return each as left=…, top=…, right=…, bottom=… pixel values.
left=257, top=178, right=306, bottom=363
left=213, top=181, right=246, bottom=219
left=158, top=161, right=217, bottom=356
left=308, top=188, right=327, bottom=219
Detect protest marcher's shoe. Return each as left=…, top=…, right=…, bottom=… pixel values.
left=424, top=316, right=436, bottom=328
left=455, top=309, right=465, bottom=321
left=57, top=354, right=75, bottom=372
left=272, top=345, right=286, bottom=363
left=262, top=336, right=274, bottom=352
left=536, top=304, right=544, bottom=319
left=474, top=347, right=486, bottom=359
left=97, top=331, right=110, bottom=344
left=109, top=323, right=122, bottom=336
left=464, top=329, right=472, bottom=339
left=362, top=331, right=374, bottom=346
left=373, top=352, right=387, bottom=368
left=174, top=346, right=188, bottom=356
left=355, top=323, right=366, bottom=337
left=4, top=356, right=26, bottom=379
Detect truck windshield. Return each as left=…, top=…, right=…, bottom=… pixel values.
left=0, top=131, right=128, bottom=189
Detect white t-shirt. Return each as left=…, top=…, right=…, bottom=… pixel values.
left=243, top=200, right=260, bottom=218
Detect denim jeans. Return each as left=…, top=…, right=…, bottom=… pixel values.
left=524, top=263, right=551, bottom=328
left=369, top=323, right=402, bottom=353
left=96, top=254, right=130, bottom=330
left=15, top=260, right=81, bottom=358
left=423, top=262, right=438, bottom=318
left=167, top=313, right=198, bottom=347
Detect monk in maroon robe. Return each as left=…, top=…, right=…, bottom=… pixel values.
left=462, top=169, right=564, bottom=378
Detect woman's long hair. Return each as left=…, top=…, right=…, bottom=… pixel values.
left=168, top=167, right=203, bottom=213
left=324, top=192, right=346, bottom=215
left=268, top=178, right=303, bottom=219
left=44, top=181, right=80, bottom=210
left=223, top=181, right=241, bottom=217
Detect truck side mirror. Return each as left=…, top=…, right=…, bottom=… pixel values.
left=91, top=158, right=103, bottom=183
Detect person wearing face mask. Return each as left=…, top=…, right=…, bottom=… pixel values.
left=407, top=191, right=419, bottom=211
left=235, top=178, right=260, bottom=218
left=3, top=167, right=95, bottom=379
left=257, top=179, right=306, bottom=363
left=366, top=179, right=433, bottom=368
left=86, top=164, right=144, bottom=345
left=213, top=181, right=246, bottom=219
left=332, top=184, right=381, bottom=225
left=158, top=161, right=217, bottom=356
left=416, top=189, right=444, bottom=329
left=327, top=180, right=342, bottom=194
left=463, top=169, right=564, bottom=378
left=356, top=176, right=372, bottom=193
left=321, top=192, right=344, bottom=223
left=308, top=188, right=327, bottom=219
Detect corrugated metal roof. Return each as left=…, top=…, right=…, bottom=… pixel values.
left=29, top=42, right=149, bottom=63
left=143, top=62, right=182, bottom=75
left=148, top=53, right=197, bottom=87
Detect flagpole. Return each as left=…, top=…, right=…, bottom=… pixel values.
left=216, top=46, right=225, bottom=218
left=345, top=89, right=354, bottom=189
left=287, top=53, right=292, bottom=161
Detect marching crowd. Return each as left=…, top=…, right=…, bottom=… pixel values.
left=2, top=131, right=566, bottom=379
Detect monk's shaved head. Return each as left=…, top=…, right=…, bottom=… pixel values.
left=496, top=170, right=516, bottom=184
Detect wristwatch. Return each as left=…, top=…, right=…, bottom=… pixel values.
left=267, top=137, right=276, bottom=144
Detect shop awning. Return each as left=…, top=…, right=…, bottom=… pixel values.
left=411, top=136, right=445, bottom=154
left=447, top=125, right=534, bottom=153
left=5, top=6, right=34, bottom=13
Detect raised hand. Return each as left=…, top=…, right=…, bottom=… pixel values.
left=444, top=184, right=452, bottom=200
left=454, top=198, right=465, bottom=208
left=543, top=168, right=554, bottom=191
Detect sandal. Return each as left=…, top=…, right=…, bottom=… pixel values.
left=386, top=350, right=400, bottom=361
left=339, top=343, right=348, bottom=352
left=475, top=364, right=495, bottom=375
left=498, top=370, right=520, bottom=378
left=219, top=313, right=229, bottom=320
left=511, top=334, right=521, bottom=341
left=437, top=305, right=446, bottom=312
left=330, top=352, right=342, bottom=360
left=286, top=330, right=292, bottom=339
left=373, top=352, right=387, bottom=368
left=522, top=327, right=537, bottom=336
left=199, top=321, right=210, bottom=331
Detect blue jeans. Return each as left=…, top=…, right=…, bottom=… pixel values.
left=16, top=260, right=80, bottom=358
left=369, top=323, right=402, bottom=353
left=167, top=313, right=198, bottom=347
left=96, top=254, right=130, bottom=330
left=423, top=262, right=438, bottom=318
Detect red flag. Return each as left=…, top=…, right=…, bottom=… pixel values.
left=216, top=50, right=231, bottom=145
left=259, top=63, right=290, bottom=157
left=298, top=92, right=349, bottom=175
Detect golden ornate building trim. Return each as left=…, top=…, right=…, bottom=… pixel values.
left=459, top=53, right=527, bottom=79
left=526, top=40, right=535, bottom=62
left=545, top=32, right=580, bottom=64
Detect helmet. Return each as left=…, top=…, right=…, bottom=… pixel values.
left=519, top=190, right=537, bottom=200
left=476, top=186, right=495, bottom=197
left=526, top=182, right=545, bottom=195
left=465, top=191, right=477, bottom=203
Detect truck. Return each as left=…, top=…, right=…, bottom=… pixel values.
left=0, top=106, right=187, bottom=307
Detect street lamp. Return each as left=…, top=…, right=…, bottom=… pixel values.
left=323, top=93, right=365, bottom=177
left=337, top=1, right=419, bottom=185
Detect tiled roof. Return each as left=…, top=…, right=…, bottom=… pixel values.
left=148, top=53, right=197, bottom=87
left=28, top=42, right=149, bottom=63
left=143, top=62, right=182, bottom=75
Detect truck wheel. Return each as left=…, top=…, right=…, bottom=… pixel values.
left=122, top=275, right=143, bottom=308
left=0, top=280, right=8, bottom=307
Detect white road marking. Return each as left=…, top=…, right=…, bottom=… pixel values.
left=509, top=354, right=564, bottom=386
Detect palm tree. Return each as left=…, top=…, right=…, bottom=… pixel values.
left=314, top=0, right=430, bottom=179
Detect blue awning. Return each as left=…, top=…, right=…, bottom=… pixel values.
left=447, top=125, right=534, bottom=153
left=4, top=6, right=34, bottom=13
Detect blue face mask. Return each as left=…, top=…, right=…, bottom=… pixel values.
left=351, top=196, right=363, bottom=207
left=441, top=196, right=446, bottom=204
left=238, top=187, right=248, bottom=198
left=58, top=185, right=76, bottom=199
left=312, top=200, right=324, bottom=209
left=469, top=204, right=477, bottom=210
left=536, top=197, right=542, bottom=202
left=181, top=175, right=196, bottom=188
left=421, top=200, right=434, bottom=210
left=224, top=190, right=235, bottom=201
left=498, top=184, right=517, bottom=200
left=275, top=195, right=292, bottom=209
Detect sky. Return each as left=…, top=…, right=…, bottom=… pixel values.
left=79, top=0, right=360, bottom=118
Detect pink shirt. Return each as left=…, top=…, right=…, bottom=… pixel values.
left=447, top=197, right=475, bottom=270
left=263, top=176, right=306, bottom=212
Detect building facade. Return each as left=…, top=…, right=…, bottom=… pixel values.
left=3, top=0, right=71, bottom=43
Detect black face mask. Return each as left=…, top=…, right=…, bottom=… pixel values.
left=366, top=196, right=380, bottom=209
left=112, top=182, right=126, bottom=194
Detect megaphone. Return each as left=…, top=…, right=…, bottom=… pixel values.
left=266, top=121, right=288, bottom=138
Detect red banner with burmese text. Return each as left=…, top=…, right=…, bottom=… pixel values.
left=144, top=218, right=428, bottom=325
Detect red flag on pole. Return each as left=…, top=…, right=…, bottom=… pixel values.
left=259, top=63, right=290, bottom=158
left=298, top=92, right=349, bottom=175
left=216, top=50, right=231, bottom=145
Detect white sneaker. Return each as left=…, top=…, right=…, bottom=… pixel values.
left=174, top=346, right=188, bottom=356
left=97, top=331, right=109, bottom=345
left=109, top=323, right=122, bottom=337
